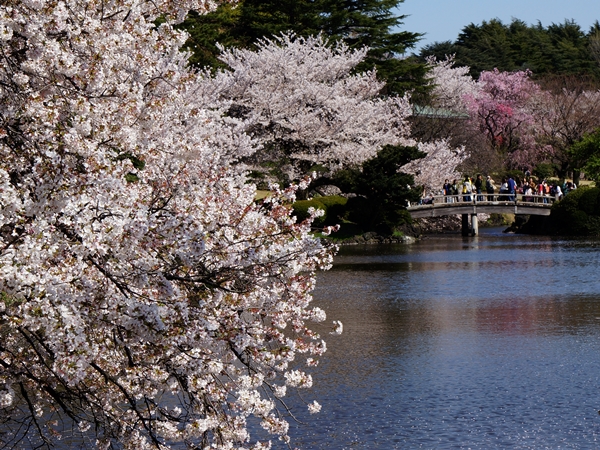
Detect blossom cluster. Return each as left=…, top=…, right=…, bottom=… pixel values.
left=210, top=33, right=414, bottom=177
left=0, top=1, right=339, bottom=448
left=401, top=140, right=467, bottom=194
left=426, top=55, right=480, bottom=112
left=461, top=68, right=549, bottom=167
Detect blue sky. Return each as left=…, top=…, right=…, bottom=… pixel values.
left=400, top=0, right=600, bottom=52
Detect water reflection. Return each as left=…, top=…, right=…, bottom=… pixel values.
left=288, top=229, right=600, bottom=449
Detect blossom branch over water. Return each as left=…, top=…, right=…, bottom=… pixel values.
left=0, top=1, right=339, bottom=448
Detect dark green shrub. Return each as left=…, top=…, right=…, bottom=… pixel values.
left=346, top=196, right=380, bottom=230
left=590, top=188, right=600, bottom=216
left=292, top=196, right=351, bottom=228
left=314, top=195, right=347, bottom=209
left=586, top=216, right=600, bottom=235
left=332, top=144, right=423, bottom=230
left=316, top=196, right=348, bottom=225
left=577, top=187, right=600, bottom=216
left=328, top=222, right=364, bottom=239
left=570, top=210, right=590, bottom=235
left=550, top=189, right=582, bottom=232
left=394, top=209, right=413, bottom=226
left=292, top=199, right=326, bottom=226
left=549, top=186, right=600, bottom=235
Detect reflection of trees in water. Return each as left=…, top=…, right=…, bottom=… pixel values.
left=293, top=240, right=600, bottom=448
left=313, top=270, right=433, bottom=356
left=474, top=296, right=600, bottom=336
left=314, top=248, right=600, bottom=369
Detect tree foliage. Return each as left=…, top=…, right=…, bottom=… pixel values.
left=420, top=56, right=600, bottom=177
left=178, top=0, right=428, bottom=96
left=421, top=19, right=600, bottom=81
left=400, top=139, right=467, bottom=194
left=569, top=128, right=600, bottom=182
left=178, top=5, right=242, bottom=70
left=461, top=69, right=551, bottom=169
left=545, top=186, right=600, bottom=235
left=0, top=1, right=344, bottom=448
left=333, top=145, right=424, bottom=229
left=534, top=76, right=600, bottom=181
left=208, top=33, right=414, bottom=183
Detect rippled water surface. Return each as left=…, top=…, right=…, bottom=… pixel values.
left=286, top=228, right=600, bottom=449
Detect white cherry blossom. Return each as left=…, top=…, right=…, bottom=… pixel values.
left=0, top=1, right=336, bottom=448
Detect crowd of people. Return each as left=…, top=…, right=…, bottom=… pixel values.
left=434, top=173, right=577, bottom=204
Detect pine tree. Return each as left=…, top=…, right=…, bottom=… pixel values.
left=178, top=0, right=427, bottom=96
left=232, top=0, right=324, bottom=46
left=177, top=4, right=241, bottom=70
left=318, top=0, right=425, bottom=96
left=421, top=19, right=600, bottom=81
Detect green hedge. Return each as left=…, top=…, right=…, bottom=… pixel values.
left=313, top=195, right=347, bottom=209
left=292, top=194, right=412, bottom=233
left=292, top=195, right=349, bottom=228
left=548, top=186, right=600, bottom=235
left=292, top=199, right=327, bottom=226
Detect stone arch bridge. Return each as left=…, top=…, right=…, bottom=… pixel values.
left=407, top=194, right=555, bottom=236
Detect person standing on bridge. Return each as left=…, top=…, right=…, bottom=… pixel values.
left=451, top=179, right=459, bottom=202
left=554, top=183, right=563, bottom=201
left=523, top=180, right=534, bottom=202
left=499, top=177, right=509, bottom=201
left=486, top=176, right=495, bottom=201
left=463, top=176, right=473, bottom=202
left=508, top=175, right=516, bottom=201
left=443, top=179, right=452, bottom=203
left=475, top=174, right=484, bottom=201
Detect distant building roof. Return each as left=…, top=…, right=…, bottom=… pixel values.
left=412, top=105, right=469, bottom=119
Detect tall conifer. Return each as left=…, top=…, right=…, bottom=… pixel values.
left=421, top=19, right=600, bottom=80
left=178, top=0, right=427, bottom=95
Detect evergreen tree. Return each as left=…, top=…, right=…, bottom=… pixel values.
left=232, top=0, right=324, bottom=46
left=318, top=0, right=426, bottom=96
left=569, top=128, right=600, bottom=182
left=178, top=0, right=427, bottom=96
left=589, top=21, right=600, bottom=66
left=177, top=4, right=241, bottom=70
left=334, top=144, right=424, bottom=229
left=421, top=19, right=600, bottom=80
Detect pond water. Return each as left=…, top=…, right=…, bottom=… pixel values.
left=286, top=228, right=600, bottom=449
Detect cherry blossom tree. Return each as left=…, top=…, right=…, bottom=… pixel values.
left=400, top=139, right=467, bottom=194
left=463, top=69, right=551, bottom=168
left=410, top=56, right=476, bottom=170
left=425, top=55, right=479, bottom=112
left=0, top=1, right=340, bottom=449
left=207, top=33, right=414, bottom=182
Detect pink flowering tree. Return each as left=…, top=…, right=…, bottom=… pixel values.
left=463, top=69, right=550, bottom=169
left=0, top=1, right=342, bottom=448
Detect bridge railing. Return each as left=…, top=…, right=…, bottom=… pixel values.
left=413, top=193, right=557, bottom=207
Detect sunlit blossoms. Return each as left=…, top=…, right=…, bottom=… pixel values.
left=401, top=139, right=467, bottom=194
left=426, top=55, right=480, bottom=112
left=210, top=33, right=414, bottom=178
left=0, top=1, right=339, bottom=448
left=463, top=68, right=550, bottom=167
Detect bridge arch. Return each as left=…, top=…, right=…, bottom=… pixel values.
left=407, top=194, right=554, bottom=236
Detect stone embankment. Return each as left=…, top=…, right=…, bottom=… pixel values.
left=333, top=214, right=513, bottom=245
left=340, top=232, right=417, bottom=245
